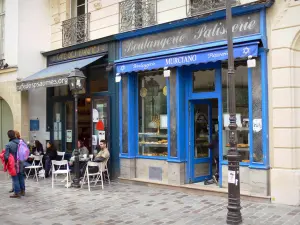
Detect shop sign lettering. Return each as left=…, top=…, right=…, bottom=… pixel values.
left=121, top=12, right=260, bottom=57
left=16, top=76, right=68, bottom=91
left=49, top=44, right=108, bottom=64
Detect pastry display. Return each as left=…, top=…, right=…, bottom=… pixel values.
left=226, top=143, right=249, bottom=148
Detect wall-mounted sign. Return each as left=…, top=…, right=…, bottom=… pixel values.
left=30, top=120, right=39, bottom=131
left=121, top=12, right=260, bottom=57
left=48, top=44, right=108, bottom=64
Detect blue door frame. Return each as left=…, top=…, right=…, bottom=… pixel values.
left=185, top=64, right=222, bottom=184
left=189, top=100, right=213, bottom=182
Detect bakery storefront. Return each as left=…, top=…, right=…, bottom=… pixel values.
left=117, top=3, right=270, bottom=196
left=16, top=41, right=120, bottom=179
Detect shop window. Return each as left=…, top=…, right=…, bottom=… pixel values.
left=193, top=69, right=215, bottom=92
left=53, top=102, right=62, bottom=151
left=89, top=67, right=108, bottom=93
left=65, top=101, right=73, bottom=153
left=54, top=86, right=69, bottom=96
left=252, top=59, right=263, bottom=163
left=138, top=71, right=168, bottom=157
left=222, top=62, right=249, bottom=163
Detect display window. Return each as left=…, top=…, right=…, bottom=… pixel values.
left=221, top=59, right=263, bottom=163
left=138, top=71, right=168, bottom=157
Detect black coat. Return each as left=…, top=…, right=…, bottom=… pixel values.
left=45, top=147, right=57, bottom=160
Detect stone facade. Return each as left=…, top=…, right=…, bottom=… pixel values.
left=0, top=73, right=29, bottom=144
left=267, top=0, right=300, bottom=206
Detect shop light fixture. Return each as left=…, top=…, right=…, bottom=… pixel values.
left=247, top=55, right=256, bottom=68
left=115, top=73, right=121, bottom=83
left=163, top=67, right=170, bottom=77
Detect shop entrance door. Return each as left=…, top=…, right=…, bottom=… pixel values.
left=91, top=96, right=110, bottom=156
left=189, top=100, right=213, bottom=183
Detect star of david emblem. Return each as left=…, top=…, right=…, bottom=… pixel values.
left=243, top=47, right=250, bottom=55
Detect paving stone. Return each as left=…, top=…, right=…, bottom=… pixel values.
left=1, top=172, right=300, bottom=225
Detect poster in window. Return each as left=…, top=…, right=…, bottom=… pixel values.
left=160, top=114, right=167, bottom=129
left=98, top=131, right=105, bottom=143
left=54, top=131, right=61, bottom=140
left=253, top=119, right=262, bottom=133
left=93, top=108, right=99, bottom=122
left=66, top=130, right=72, bottom=142
left=92, top=135, right=97, bottom=146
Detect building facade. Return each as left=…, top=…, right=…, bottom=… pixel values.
left=8, top=0, right=300, bottom=206
left=116, top=0, right=272, bottom=198
left=17, top=0, right=121, bottom=178
left=0, top=0, right=50, bottom=150
left=267, top=0, right=300, bottom=206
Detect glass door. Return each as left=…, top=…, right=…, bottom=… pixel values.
left=189, top=100, right=213, bottom=182
left=91, top=96, right=110, bottom=156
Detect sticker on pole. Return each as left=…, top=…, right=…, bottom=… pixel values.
left=253, top=119, right=262, bottom=133
left=228, top=171, right=236, bottom=184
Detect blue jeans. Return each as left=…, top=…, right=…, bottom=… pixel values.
left=12, top=173, right=25, bottom=194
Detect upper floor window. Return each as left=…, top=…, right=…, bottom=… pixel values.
left=62, top=0, right=90, bottom=47
left=188, top=0, right=237, bottom=17
left=71, top=0, right=87, bottom=18
left=119, top=0, right=157, bottom=32
left=0, top=0, right=5, bottom=60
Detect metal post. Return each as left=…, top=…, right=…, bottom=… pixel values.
left=226, top=0, right=242, bottom=224
left=72, top=92, right=80, bottom=188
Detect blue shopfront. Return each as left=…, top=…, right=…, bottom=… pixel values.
left=116, top=3, right=271, bottom=196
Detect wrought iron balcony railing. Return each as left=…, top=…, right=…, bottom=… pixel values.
left=187, top=0, right=239, bottom=17
left=62, top=13, right=91, bottom=48
left=119, top=0, right=157, bottom=33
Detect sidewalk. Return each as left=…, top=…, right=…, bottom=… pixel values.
left=0, top=172, right=299, bottom=225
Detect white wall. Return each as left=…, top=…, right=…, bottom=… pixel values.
left=18, top=0, right=51, bottom=79
left=28, top=88, right=47, bottom=148
left=4, top=0, right=18, bottom=66
left=18, top=0, right=51, bottom=147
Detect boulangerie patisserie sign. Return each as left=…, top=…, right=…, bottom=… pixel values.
left=121, top=12, right=260, bottom=57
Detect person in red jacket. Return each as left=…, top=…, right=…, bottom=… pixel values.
left=0, top=149, right=16, bottom=176
left=4, top=130, right=24, bottom=198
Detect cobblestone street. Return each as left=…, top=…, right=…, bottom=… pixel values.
left=0, top=172, right=300, bottom=225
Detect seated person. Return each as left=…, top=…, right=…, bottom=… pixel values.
left=33, top=140, right=44, bottom=156
left=94, top=140, right=110, bottom=162
left=69, top=140, right=89, bottom=165
left=88, top=140, right=110, bottom=174
left=43, top=142, right=58, bottom=178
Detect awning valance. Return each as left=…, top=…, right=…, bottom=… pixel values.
left=17, top=55, right=105, bottom=91
left=116, top=42, right=258, bottom=74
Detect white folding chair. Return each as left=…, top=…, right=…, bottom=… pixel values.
left=102, top=159, right=111, bottom=184
left=51, top=160, right=71, bottom=189
left=81, top=161, right=104, bottom=191
left=25, top=155, right=44, bottom=182
left=56, top=151, right=65, bottom=169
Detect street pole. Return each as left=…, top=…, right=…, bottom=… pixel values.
left=226, top=0, right=242, bottom=224
left=72, top=92, right=80, bottom=188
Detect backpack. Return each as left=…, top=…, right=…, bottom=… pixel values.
left=17, top=140, right=30, bottom=161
